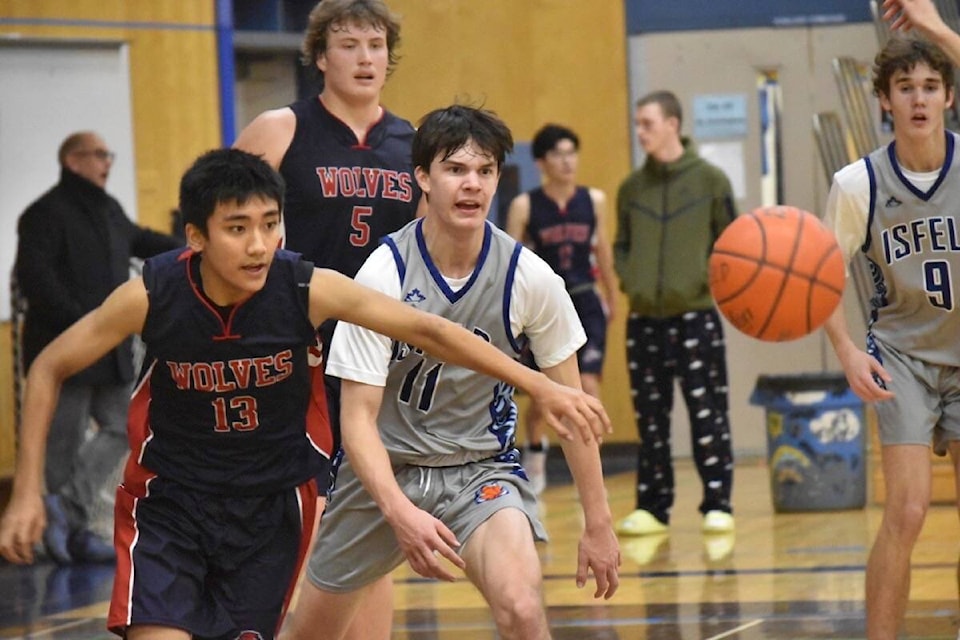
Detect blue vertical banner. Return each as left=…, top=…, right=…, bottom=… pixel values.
left=215, top=0, right=237, bottom=145
left=757, top=70, right=784, bottom=207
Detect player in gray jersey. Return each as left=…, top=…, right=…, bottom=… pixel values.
left=282, top=105, right=620, bottom=640
left=824, top=6, right=960, bottom=637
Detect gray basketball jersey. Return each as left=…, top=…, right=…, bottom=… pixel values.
left=378, top=219, right=524, bottom=466
left=863, top=131, right=960, bottom=366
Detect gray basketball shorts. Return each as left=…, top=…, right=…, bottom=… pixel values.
left=306, top=456, right=547, bottom=592
left=873, top=338, right=960, bottom=455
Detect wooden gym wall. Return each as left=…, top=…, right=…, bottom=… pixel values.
left=0, top=0, right=222, bottom=477
left=0, top=0, right=637, bottom=477
left=0, top=0, right=635, bottom=478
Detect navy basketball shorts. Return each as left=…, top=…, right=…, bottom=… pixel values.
left=108, top=477, right=317, bottom=639
left=570, top=288, right=607, bottom=375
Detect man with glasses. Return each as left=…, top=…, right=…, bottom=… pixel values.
left=14, top=130, right=180, bottom=564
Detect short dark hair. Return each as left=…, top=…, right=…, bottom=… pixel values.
left=872, top=36, right=955, bottom=99
left=412, top=105, right=514, bottom=173
left=179, top=148, right=285, bottom=235
left=301, top=0, right=401, bottom=78
left=531, top=124, right=579, bottom=160
left=636, top=90, right=683, bottom=129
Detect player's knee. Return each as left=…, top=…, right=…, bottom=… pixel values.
left=884, top=499, right=928, bottom=538
left=489, top=586, right=546, bottom=638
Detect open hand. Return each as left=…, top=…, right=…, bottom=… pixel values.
left=389, top=502, right=466, bottom=581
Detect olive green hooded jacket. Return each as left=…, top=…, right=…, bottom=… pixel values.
left=614, top=139, right=736, bottom=318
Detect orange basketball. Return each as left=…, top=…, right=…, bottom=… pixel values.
left=708, top=205, right=845, bottom=342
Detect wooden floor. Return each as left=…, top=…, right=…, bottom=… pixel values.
left=2, top=458, right=960, bottom=639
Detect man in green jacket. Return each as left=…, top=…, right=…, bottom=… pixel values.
left=613, top=90, right=737, bottom=540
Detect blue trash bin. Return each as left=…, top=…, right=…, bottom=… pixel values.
left=750, top=373, right=865, bottom=512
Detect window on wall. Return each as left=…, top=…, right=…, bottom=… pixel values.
left=231, top=0, right=320, bottom=130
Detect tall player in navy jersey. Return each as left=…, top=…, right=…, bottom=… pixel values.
left=233, top=0, right=421, bottom=488
left=505, top=124, right=619, bottom=494
left=825, top=4, right=960, bottom=636
left=233, top=3, right=420, bottom=633
left=0, top=148, right=610, bottom=640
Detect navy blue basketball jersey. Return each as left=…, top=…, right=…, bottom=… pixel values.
left=126, top=248, right=332, bottom=495
left=279, top=97, right=420, bottom=279
left=526, top=186, right=596, bottom=290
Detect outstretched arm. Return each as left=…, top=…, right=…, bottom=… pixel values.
left=540, top=355, right=620, bottom=599
left=0, top=278, right=148, bottom=564
left=883, top=0, right=960, bottom=66
left=309, top=268, right=611, bottom=444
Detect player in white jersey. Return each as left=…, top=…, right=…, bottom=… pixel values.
left=824, top=5, right=960, bottom=637
left=280, top=105, right=620, bottom=640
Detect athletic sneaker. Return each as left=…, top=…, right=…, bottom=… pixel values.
left=68, top=530, right=116, bottom=564
left=43, top=495, right=72, bottom=565
left=702, top=510, right=735, bottom=534
left=615, top=509, right=668, bottom=536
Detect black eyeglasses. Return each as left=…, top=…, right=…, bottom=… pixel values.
left=75, top=149, right=116, bottom=162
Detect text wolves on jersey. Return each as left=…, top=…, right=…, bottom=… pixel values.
left=315, top=166, right=414, bottom=202
left=165, top=349, right=294, bottom=393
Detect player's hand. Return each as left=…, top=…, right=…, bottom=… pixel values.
left=576, top=522, right=621, bottom=599
left=0, top=492, right=46, bottom=565
left=533, top=378, right=611, bottom=445
left=837, top=347, right=894, bottom=403
left=882, top=0, right=947, bottom=37
left=387, top=501, right=466, bottom=582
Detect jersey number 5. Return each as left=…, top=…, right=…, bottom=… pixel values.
left=350, top=206, right=373, bottom=247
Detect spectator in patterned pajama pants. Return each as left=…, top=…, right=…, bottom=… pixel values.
left=613, top=90, right=737, bottom=539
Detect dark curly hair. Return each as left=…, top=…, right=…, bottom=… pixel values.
left=872, top=36, right=955, bottom=99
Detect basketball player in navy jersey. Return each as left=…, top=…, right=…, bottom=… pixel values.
left=0, top=148, right=610, bottom=640
left=824, top=7, right=960, bottom=636
left=505, top=124, right=619, bottom=495
left=282, top=106, right=620, bottom=640
left=233, top=0, right=419, bottom=477
left=234, top=4, right=419, bottom=629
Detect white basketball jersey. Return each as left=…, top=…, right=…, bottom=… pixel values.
left=377, top=220, right=524, bottom=466
left=863, top=132, right=960, bottom=365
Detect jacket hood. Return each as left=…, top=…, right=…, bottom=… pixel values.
left=641, top=137, right=701, bottom=177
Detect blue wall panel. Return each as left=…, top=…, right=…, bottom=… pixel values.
left=625, top=0, right=873, bottom=34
